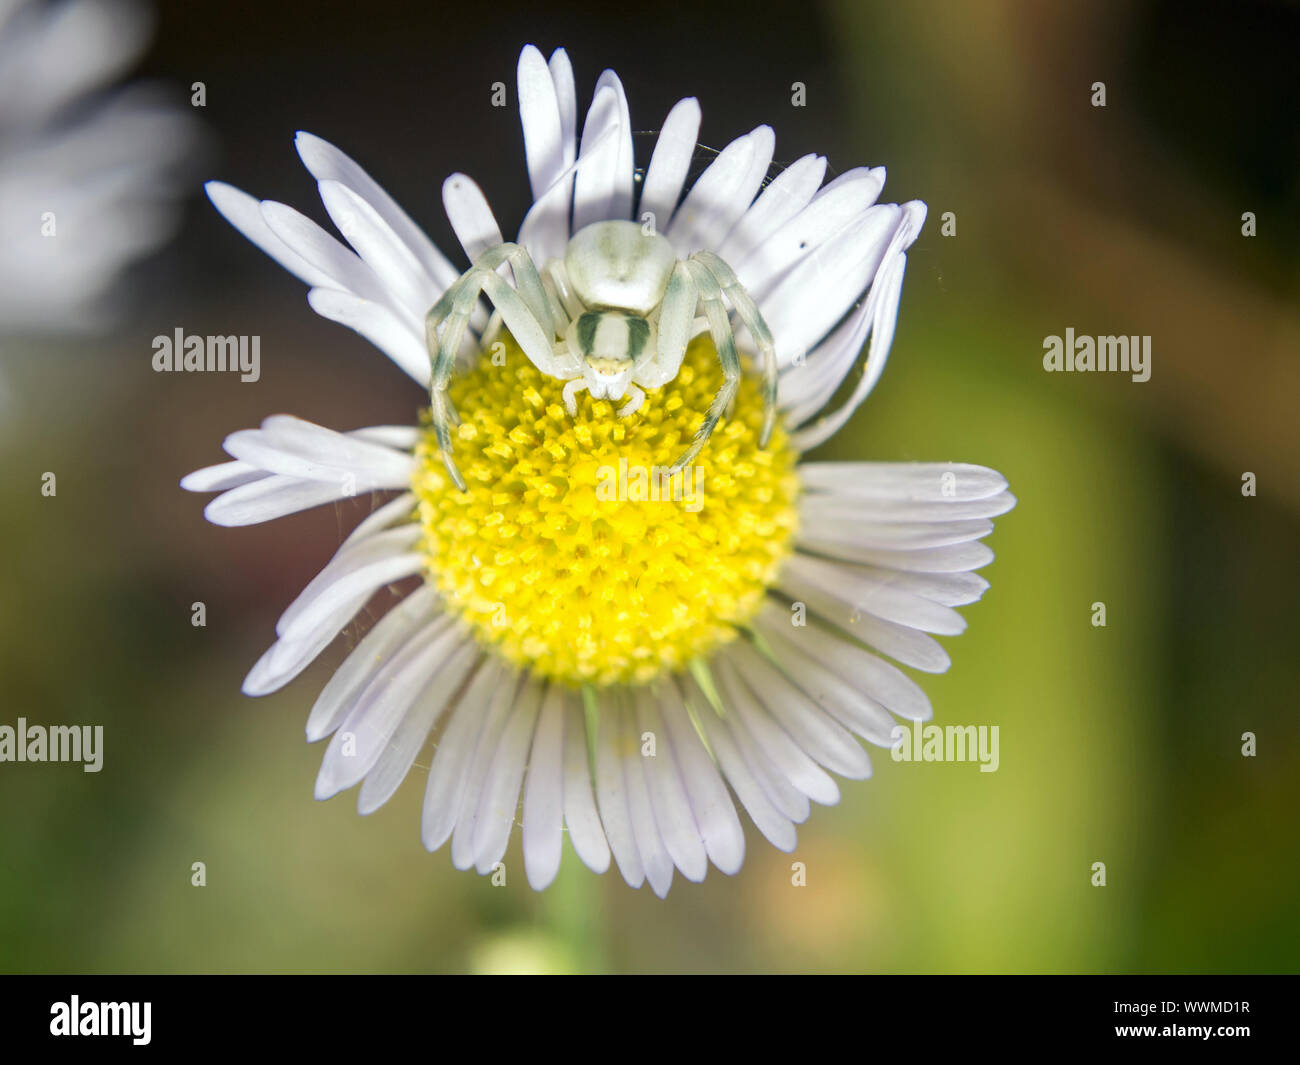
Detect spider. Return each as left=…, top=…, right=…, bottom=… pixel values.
left=424, top=220, right=778, bottom=490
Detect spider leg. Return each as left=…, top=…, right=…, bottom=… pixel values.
left=690, top=250, right=777, bottom=448
left=543, top=260, right=583, bottom=326
left=426, top=276, right=483, bottom=490
left=425, top=244, right=576, bottom=490
left=470, top=243, right=558, bottom=339
left=562, top=378, right=589, bottom=416
left=617, top=384, right=645, bottom=417
left=634, top=261, right=696, bottom=389
left=670, top=260, right=740, bottom=471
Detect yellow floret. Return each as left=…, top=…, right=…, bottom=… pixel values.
left=411, top=334, right=800, bottom=687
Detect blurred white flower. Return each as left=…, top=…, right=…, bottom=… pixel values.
left=0, top=0, right=197, bottom=334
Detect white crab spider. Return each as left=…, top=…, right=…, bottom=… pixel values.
left=424, top=220, right=778, bottom=490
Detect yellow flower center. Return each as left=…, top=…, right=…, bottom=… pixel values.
left=411, top=334, right=800, bottom=687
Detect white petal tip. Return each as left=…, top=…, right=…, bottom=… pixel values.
left=356, top=794, right=383, bottom=817
left=584, top=852, right=611, bottom=875
left=201, top=500, right=244, bottom=527
left=525, top=864, right=561, bottom=892
left=314, top=772, right=344, bottom=802
left=713, top=857, right=745, bottom=877
left=240, top=663, right=279, bottom=697
left=203, top=180, right=244, bottom=214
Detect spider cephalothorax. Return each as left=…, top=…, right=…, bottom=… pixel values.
left=425, top=219, right=777, bottom=489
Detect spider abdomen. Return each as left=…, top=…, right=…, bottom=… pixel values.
left=564, top=220, right=674, bottom=315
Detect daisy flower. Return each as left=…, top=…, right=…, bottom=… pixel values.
left=0, top=0, right=196, bottom=333
left=183, top=44, right=1015, bottom=896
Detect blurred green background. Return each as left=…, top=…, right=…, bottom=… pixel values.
left=0, top=0, right=1297, bottom=973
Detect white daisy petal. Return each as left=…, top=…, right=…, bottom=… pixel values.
left=224, top=415, right=414, bottom=487
left=795, top=512, right=994, bottom=552
left=205, top=182, right=336, bottom=289
left=715, top=657, right=840, bottom=805
left=572, top=82, right=632, bottom=232
left=726, top=640, right=873, bottom=779
left=450, top=672, right=522, bottom=870
left=787, top=615, right=936, bottom=724
left=242, top=588, right=377, bottom=698
left=421, top=656, right=509, bottom=851
left=305, top=584, right=440, bottom=742
left=347, top=425, right=421, bottom=450
left=357, top=639, right=480, bottom=815
left=816, top=165, right=887, bottom=198
left=516, top=44, right=566, bottom=202
left=472, top=676, right=545, bottom=874
left=895, top=569, right=992, bottom=607
left=514, top=49, right=580, bottom=264
left=633, top=688, right=708, bottom=882
left=522, top=684, right=567, bottom=890
left=753, top=616, right=902, bottom=746
left=786, top=557, right=991, bottom=608
left=637, top=97, right=701, bottom=234
left=307, top=286, right=430, bottom=385
left=783, top=553, right=968, bottom=635
left=315, top=619, right=464, bottom=799
left=592, top=70, right=635, bottom=221
left=259, top=199, right=415, bottom=328
left=799, top=490, right=1018, bottom=524
left=317, top=178, right=441, bottom=325
left=696, top=673, right=810, bottom=823
left=518, top=172, right=573, bottom=266
left=738, top=171, right=890, bottom=299
left=203, top=473, right=353, bottom=527
left=772, top=575, right=952, bottom=674
left=340, top=492, right=417, bottom=548
left=800, top=540, right=997, bottom=574
left=262, top=555, right=426, bottom=691
left=798, top=462, right=1009, bottom=502
left=658, top=679, right=746, bottom=875
left=294, top=130, right=461, bottom=292
left=776, top=248, right=895, bottom=418
left=618, top=698, right=674, bottom=898
left=516, top=48, right=578, bottom=264
left=275, top=525, right=422, bottom=639
left=442, top=172, right=505, bottom=263
left=548, top=49, right=577, bottom=167
left=666, top=125, right=773, bottom=255
left=782, top=247, right=909, bottom=426
left=179, top=459, right=264, bottom=493
left=762, top=204, right=902, bottom=368
left=790, top=246, right=908, bottom=449
left=757, top=600, right=936, bottom=722
left=593, top=692, right=645, bottom=889
left=562, top=696, right=611, bottom=874
left=689, top=681, right=798, bottom=852
left=716, top=152, right=827, bottom=266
